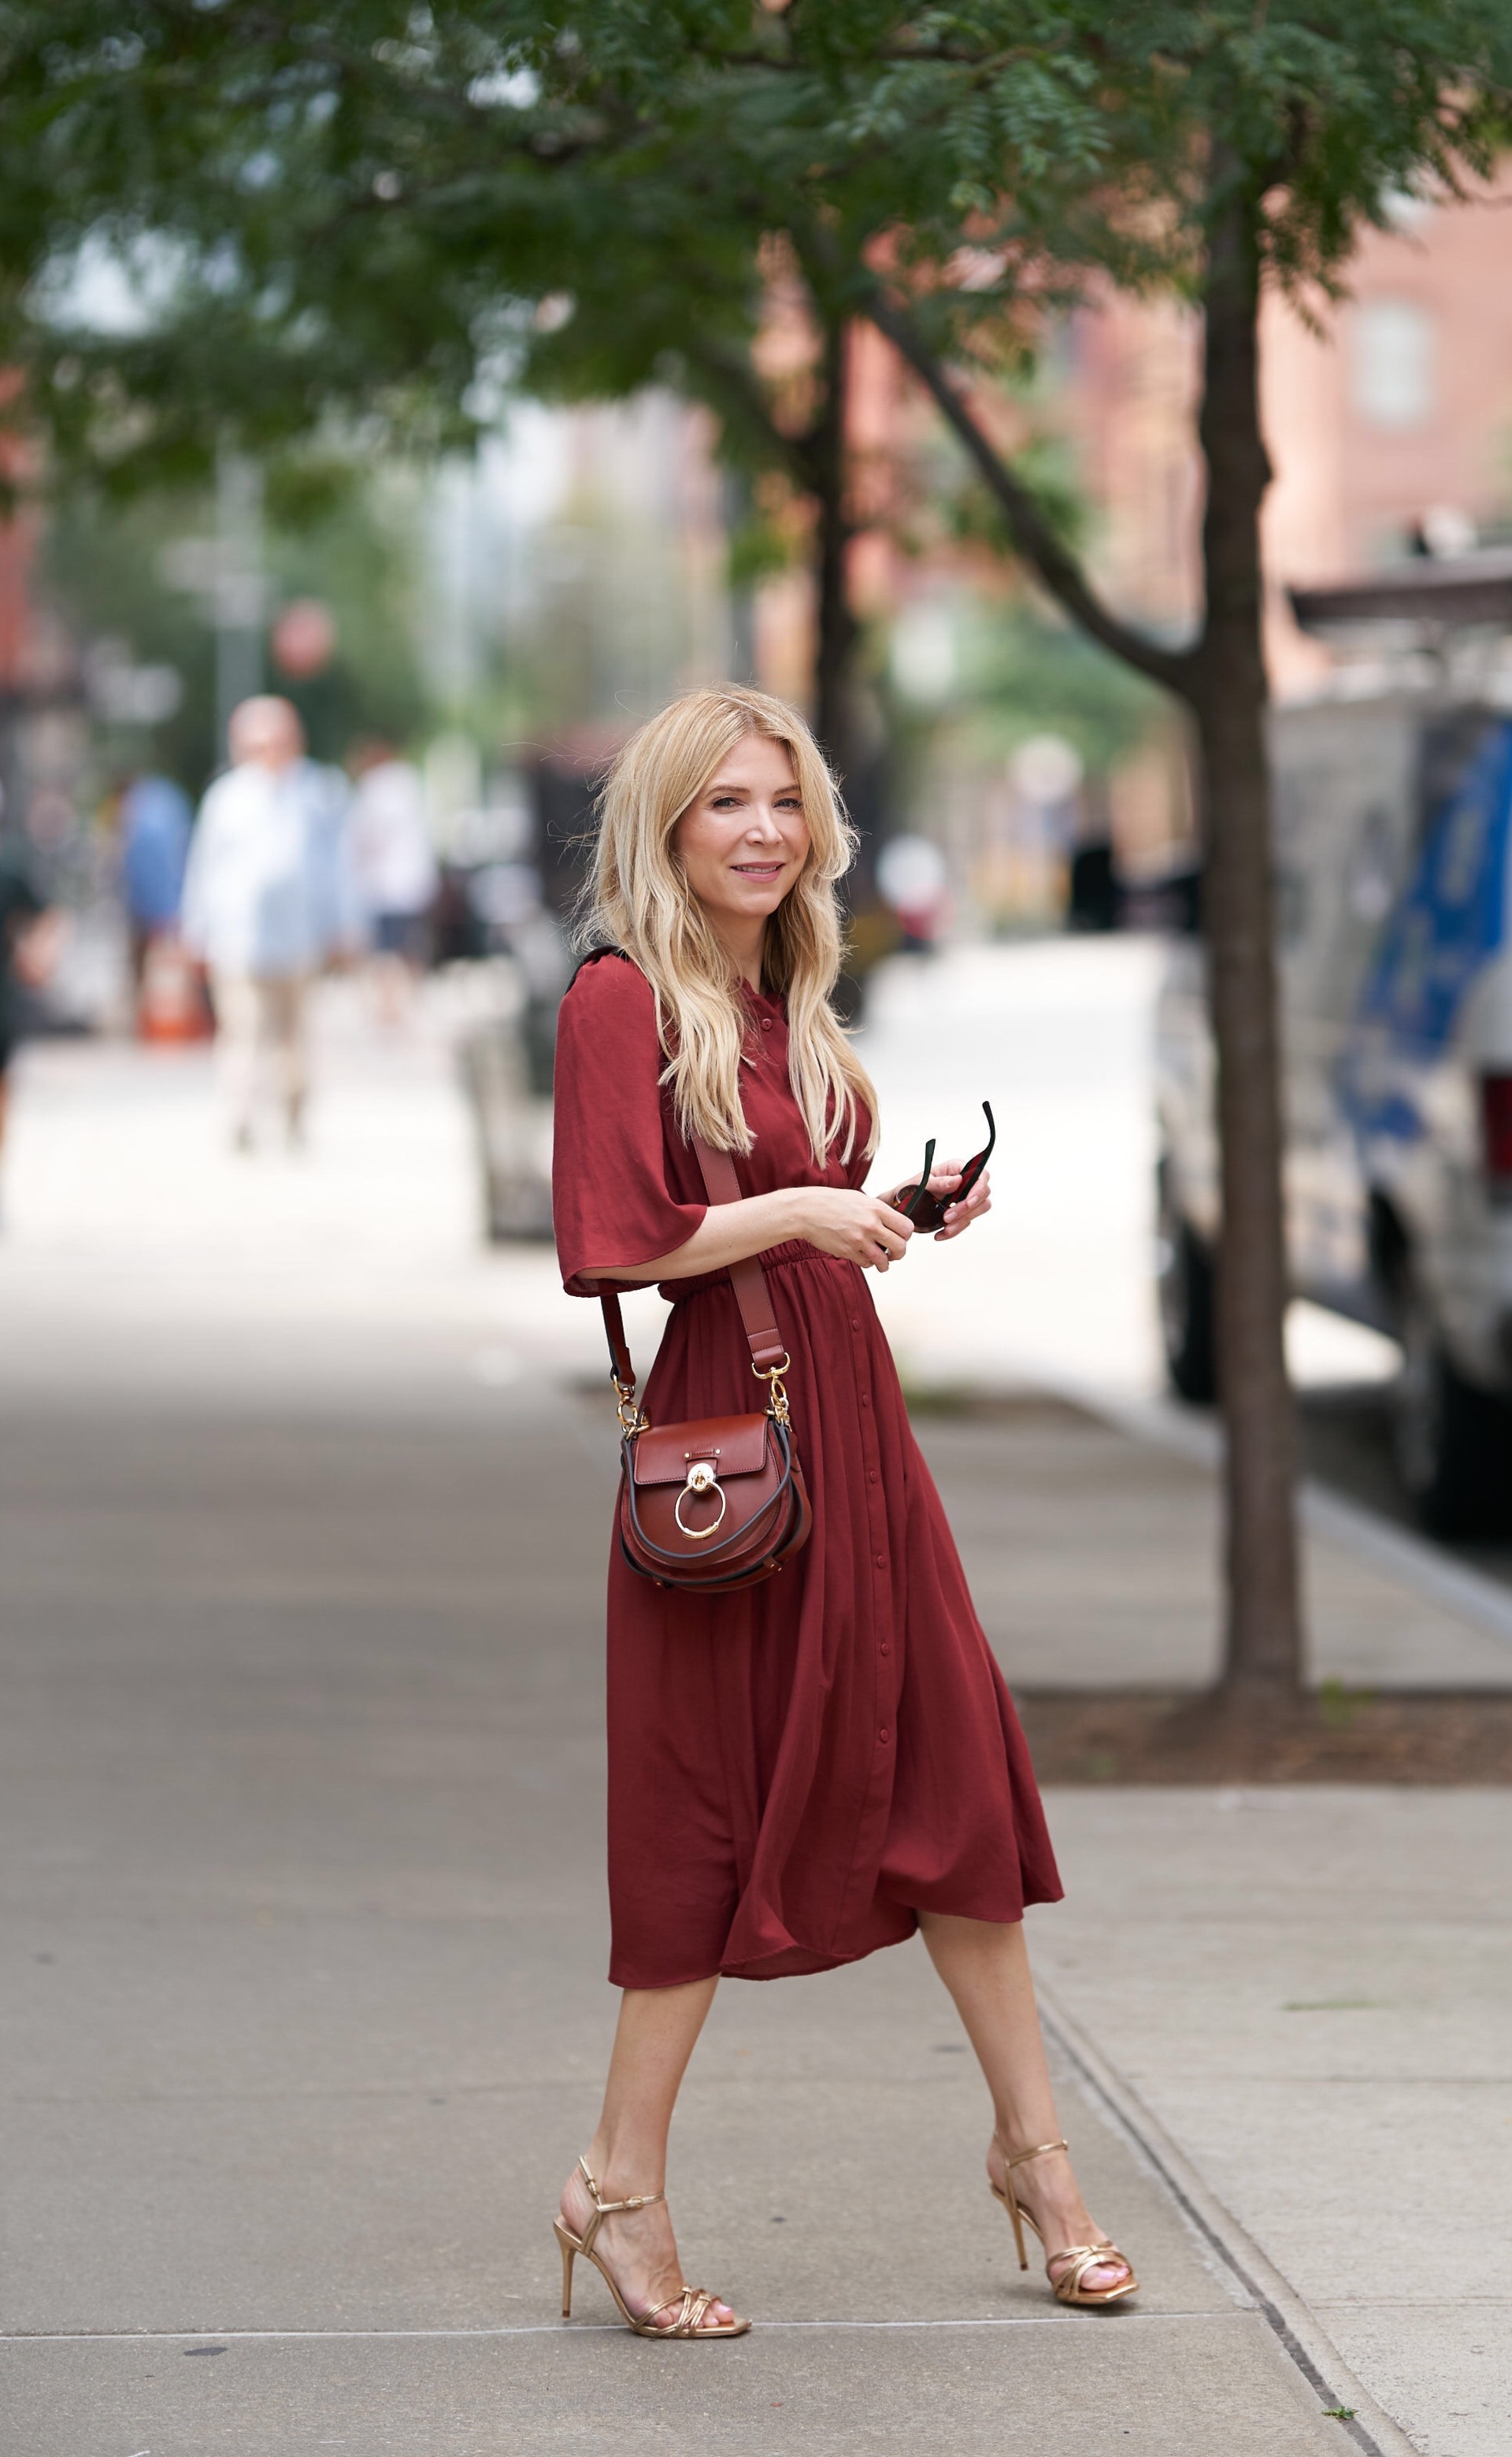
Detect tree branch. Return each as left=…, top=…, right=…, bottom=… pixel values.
left=677, top=277, right=852, bottom=519
left=681, top=337, right=828, bottom=496
left=864, top=284, right=1197, bottom=699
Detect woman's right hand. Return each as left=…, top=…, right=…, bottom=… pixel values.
left=793, top=1187, right=914, bottom=1272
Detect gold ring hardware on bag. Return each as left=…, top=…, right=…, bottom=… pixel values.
left=599, top=1117, right=811, bottom=1595
left=674, top=1459, right=728, bottom=1540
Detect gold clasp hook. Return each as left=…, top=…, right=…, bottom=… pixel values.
left=611, top=1371, right=646, bottom=1436
left=752, top=1351, right=791, bottom=1425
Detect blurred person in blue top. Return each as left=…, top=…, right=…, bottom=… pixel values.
left=181, top=695, right=358, bottom=1150
left=118, top=772, right=192, bottom=986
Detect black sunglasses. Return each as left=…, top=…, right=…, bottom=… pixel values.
left=895, top=1101, right=995, bottom=1231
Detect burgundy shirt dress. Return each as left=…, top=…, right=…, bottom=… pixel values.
left=553, top=951, right=1062, bottom=1989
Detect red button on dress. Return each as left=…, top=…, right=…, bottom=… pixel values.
left=552, top=951, right=1062, bottom=1987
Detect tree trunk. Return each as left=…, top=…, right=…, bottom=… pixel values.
left=810, top=313, right=859, bottom=791
left=862, top=201, right=1305, bottom=1694
left=1192, top=180, right=1304, bottom=1692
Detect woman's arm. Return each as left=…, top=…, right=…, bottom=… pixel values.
left=579, top=1182, right=916, bottom=1282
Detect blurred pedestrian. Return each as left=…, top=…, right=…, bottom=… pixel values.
left=118, top=771, right=192, bottom=986
left=181, top=696, right=358, bottom=1150
left=548, top=686, right=1136, bottom=2340
left=0, top=835, right=61, bottom=1221
left=345, top=736, right=437, bottom=1021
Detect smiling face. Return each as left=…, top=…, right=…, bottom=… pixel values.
left=672, top=732, right=811, bottom=964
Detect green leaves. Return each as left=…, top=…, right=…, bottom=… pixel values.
left=2, top=0, right=1509, bottom=543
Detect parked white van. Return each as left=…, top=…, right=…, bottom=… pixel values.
left=1155, top=693, right=1512, bottom=1532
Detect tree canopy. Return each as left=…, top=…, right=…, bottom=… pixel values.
left=6, top=2, right=1508, bottom=687
left=4, top=14, right=1506, bottom=803
left=4, top=0, right=1512, bottom=1691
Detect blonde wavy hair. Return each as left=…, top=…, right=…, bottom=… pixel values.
left=580, top=684, right=878, bottom=1163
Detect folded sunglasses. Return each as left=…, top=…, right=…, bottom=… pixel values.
left=895, top=1100, right=995, bottom=1231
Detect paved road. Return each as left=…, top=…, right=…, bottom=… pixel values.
left=859, top=938, right=1512, bottom=1592
left=1295, top=1379, right=1512, bottom=1591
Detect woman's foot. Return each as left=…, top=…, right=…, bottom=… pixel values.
left=558, top=2161, right=740, bottom=2334
left=986, top=2138, right=1134, bottom=2300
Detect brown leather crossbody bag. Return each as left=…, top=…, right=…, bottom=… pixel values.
left=600, top=1136, right=812, bottom=1594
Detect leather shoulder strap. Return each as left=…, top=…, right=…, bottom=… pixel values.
left=570, top=943, right=633, bottom=984
left=598, top=1132, right=788, bottom=1387
left=599, top=1289, right=636, bottom=1390
left=690, top=1134, right=788, bottom=1371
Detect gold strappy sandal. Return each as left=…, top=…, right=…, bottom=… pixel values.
left=991, top=2136, right=1139, bottom=2307
left=553, top=2157, right=750, bottom=2339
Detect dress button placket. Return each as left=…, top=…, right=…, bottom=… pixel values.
left=850, top=1292, right=895, bottom=1766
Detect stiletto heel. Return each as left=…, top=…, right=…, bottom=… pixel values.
left=551, top=2158, right=750, bottom=2339
left=991, top=2136, right=1139, bottom=2307
left=1000, top=2160, right=1031, bottom=2269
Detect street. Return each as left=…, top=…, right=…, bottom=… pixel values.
left=7, top=19, right=1512, bottom=2451
left=0, top=936, right=1407, bottom=1405
left=2, top=943, right=1509, bottom=2455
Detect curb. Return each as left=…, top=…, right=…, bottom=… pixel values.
left=1040, top=1981, right=1421, bottom=2457
left=1050, top=1375, right=1512, bottom=1661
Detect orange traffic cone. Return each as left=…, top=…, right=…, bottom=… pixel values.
left=137, top=932, right=213, bottom=1043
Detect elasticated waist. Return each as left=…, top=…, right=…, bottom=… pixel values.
left=665, top=1243, right=841, bottom=1304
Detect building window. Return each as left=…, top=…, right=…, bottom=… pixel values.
left=1352, top=300, right=1436, bottom=432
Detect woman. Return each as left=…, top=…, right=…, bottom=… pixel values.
left=550, top=686, right=1136, bottom=2340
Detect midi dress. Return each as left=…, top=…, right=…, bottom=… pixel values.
left=553, top=951, right=1062, bottom=1989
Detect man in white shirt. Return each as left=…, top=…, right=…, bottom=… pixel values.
left=182, top=696, right=358, bottom=1148
left=346, top=738, right=439, bottom=1020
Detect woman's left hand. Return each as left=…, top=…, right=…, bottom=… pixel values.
left=884, top=1159, right=993, bottom=1241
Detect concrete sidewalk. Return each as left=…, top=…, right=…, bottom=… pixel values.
left=919, top=1396, right=1512, bottom=2457
left=3, top=969, right=1506, bottom=2457
left=4, top=1362, right=1506, bottom=2457
left=1036, top=1787, right=1510, bottom=2457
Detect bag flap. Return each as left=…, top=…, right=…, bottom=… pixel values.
left=632, top=1414, right=771, bottom=1486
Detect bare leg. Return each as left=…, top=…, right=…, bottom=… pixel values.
left=369, top=949, right=414, bottom=1027
left=210, top=971, right=260, bottom=1149
left=269, top=973, right=309, bottom=1143
left=919, top=1913, right=1132, bottom=2296
left=558, top=1977, right=740, bottom=2330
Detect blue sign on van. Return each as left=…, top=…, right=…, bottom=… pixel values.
left=1359, top=720, right=1512, bottom=1054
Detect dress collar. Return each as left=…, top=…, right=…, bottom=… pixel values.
left=739, top=976, right=785, bottom=1014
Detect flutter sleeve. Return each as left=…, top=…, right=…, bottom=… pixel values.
left=552, top=953, right=707, bottom=1297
